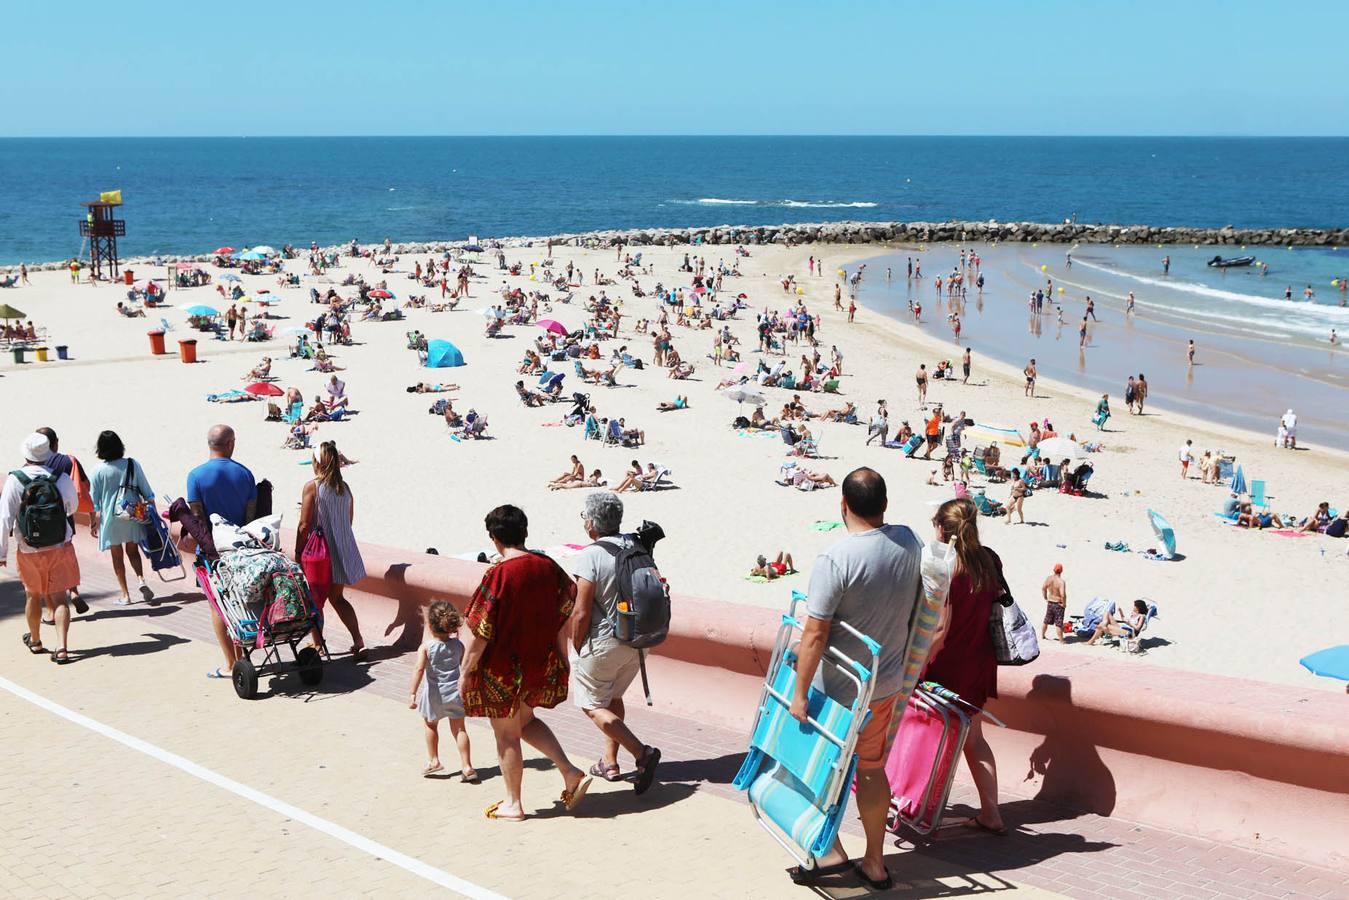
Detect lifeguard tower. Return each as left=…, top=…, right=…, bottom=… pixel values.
left=79, top=191, right=126, bottom=281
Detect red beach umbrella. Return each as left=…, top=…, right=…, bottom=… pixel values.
left=537, top=319, right=568, bottom=335
left=245, top=382, right=284, bottom=397
left=213, top=246, right=236, bottom=255
left=368, top=289, right=394, bottom=299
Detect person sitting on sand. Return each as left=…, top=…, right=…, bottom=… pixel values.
left=1237, top=502, right=1283, bottom=529
left=305, top=396, right=333, bottom=423
left=551, top=469, right=605, bottom=491
left=1300, top=501, right=1333, bottom=533
left=325, top=376, right=349, bottom=411
left=549, top=455, right=585, bottom=488
left=821, top=401, right=856, bottom=423
left=442, top=402, right=462, bottom=428
left=657, top=396, right=689, bottom=412
left=613, top=460, right=643, bottom=493
left=750, top=552, right=796, bottom=580
left=117, top=301, right=146, bottom=318
left=519, top=350, right=543, bottom=374
left=1086, top=599, right=1149, bottom=646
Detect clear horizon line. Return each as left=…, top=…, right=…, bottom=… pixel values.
left=2, top=133, right=1349, bottom=140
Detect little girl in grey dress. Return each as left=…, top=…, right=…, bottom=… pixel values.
left=409, top=600, right=476, bottom=780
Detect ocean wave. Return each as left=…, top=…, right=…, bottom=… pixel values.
left=673, top=198, right=878, bottom=208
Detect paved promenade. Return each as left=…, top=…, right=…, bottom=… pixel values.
left=1, top=550, right=1345, bottom=899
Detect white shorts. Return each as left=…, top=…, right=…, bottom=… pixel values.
left=571, top=635, right=640, bottom=710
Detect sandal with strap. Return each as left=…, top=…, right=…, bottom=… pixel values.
left=51, top=649, right=70, bottom=665
left=589, top=759, right=622, bottom=782
left=22, top=633, right=45, bottom=655
left=561, top=776, right=593, bottom=811
left=483, top=801, right=525, bottom=822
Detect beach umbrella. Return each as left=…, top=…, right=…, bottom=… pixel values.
left=0, top=303, right=27, bottom=321
left=133, top=279, right=156, bottom=292
left=722, top=385, right=766, bottom=407
left=966, top=423, right=1026, bottom=448
left=251, top=245, right=277, bottom=256
left=478, top=306, right=504, bottom=319
left=279, top=325, right=310, bottom=336
left=1147, top=509, right=1177, bottom=559
left=245, top=382, right=284, bottom=397
left=367, top=289, right=394, bottom=300
left=537, top=319, right=568, bottom=335
left=183, top=304, right=219, bottom=316
left=1229, top=464, right=1248, bottom=496
left=1037, top=436, right=1085, bottom=461
left=239, top=249, right=267, bottom=261
left=220, top=273, right=241, bottom=282
left=212, top=246, right=235, bottom=255
left=425, top=339, right=465, bottom=368
left=1299, top=645, right=1349, bottom=685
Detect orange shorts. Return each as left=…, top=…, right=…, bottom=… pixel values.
left=17, top=543, right=81, bottom=597
left=854, top=691, right=903, bottom=769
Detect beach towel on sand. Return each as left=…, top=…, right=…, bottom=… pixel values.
left=810, top=520, right=844, bottom=532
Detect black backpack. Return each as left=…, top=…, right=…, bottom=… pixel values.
left=598, top=538, right=670, bottom=650
left=10, top=470, right=66, bottom=548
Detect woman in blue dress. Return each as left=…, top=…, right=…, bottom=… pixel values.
left=89, top=431, right=155, bottom=606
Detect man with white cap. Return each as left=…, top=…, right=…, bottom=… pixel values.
left=1, top=433, right=80, bottom=663
left=1280, top=409, right=1297, bottom=449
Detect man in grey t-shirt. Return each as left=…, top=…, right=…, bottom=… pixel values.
left=569, top=491, right=661, bottom=794
left=789, top=467, right=921, bottom=891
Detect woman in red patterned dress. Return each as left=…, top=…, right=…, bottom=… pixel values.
left=461, top=504, right=592, bottom=821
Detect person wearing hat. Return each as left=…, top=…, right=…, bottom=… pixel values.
left=0, top=433, right=81, bottom=663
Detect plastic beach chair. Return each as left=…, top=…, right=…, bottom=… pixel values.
left=733, top=591, right=880, bottom=869
left=1251, top=480, right=1268, bottom=511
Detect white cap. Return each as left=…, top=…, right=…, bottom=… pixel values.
left=22, top=433, right=51, bottom=464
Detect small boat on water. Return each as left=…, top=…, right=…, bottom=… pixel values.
left=1208, top=255, right=1256, bottom=268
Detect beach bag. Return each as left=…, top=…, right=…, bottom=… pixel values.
left=301, top=526, right=333, bottom=608
left=260, top=569, right=310, bottom=632
left=987, top=567, right=1040, bottom=666
left=598, top=539, right=670, bottom=650
left=10, top=470, right=66, bottom=548
left=113, top=459, right=152, bottom=524
left=69, top=457, right=94, bottom=516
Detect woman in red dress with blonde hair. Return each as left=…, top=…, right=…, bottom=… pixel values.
left=461, top=504, right=591, bottom=821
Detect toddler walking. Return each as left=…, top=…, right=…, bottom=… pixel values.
left=409, top=600, right=476, bottom=781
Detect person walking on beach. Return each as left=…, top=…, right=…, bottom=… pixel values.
left=569, top=492, right=662, bottom=793
left=1004, top=472, right=1028, bottom=525
left=88, top=431, right=155, bottom=607
left=19, top=263, right=29, bottom=285
left=787, top=468, right=922, bottom=891
left=35, top=427, right=91, bottom=614
left=1085, top=297, right=1097, bottom=321
left=866, top=402, right=889, bottom=446
left=294, top=441, right=368, bottom=661
left=225, top=303, right=238, bottom=340
left=1127, top=291, right=1135, bottom=315
left=1024, top=359, right=1037, bottom=397
left=952, top=314, right=962, bottom=341
left=907, top=257, right=913, bottom=279
left=461, top=504, right=591, bottom=821
left=924, top=498, right=1008, bottom=836
left=1179, top=439, right=1194, bottom=479
left=834, top=283, right=843, bottom=311
left=848, top=298, right=857, bottom=323
left=1187, top=340, right=1196, bottom=366
left=1040, top=563, right=1066, bottom=643
left=915, top=364, right=929, bottom=406
left=409, top=600, right=475, bottom=781
left=2, top=433, right=81, bottom=664
left=1280, top=409, right=1297, bottom=449
left=962, top=347, right=972, bottom=384
left=187, top=425, right=257, bottom=680
left=1078, top=317, right=1088, bottom=348
left=1135, top=373, right=1149, bottom=414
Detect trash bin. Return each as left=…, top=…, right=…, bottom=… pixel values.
left=123, top=269, right=135, bottom=285
left=10, top=346, right=24, bottom=364
left=178, top=339, right=198, bottom=364
left=148, top=329, right=167, bottom=355
left=56, top=345, right=69, bottom=360
left=35, top=347, right=49, bottom=362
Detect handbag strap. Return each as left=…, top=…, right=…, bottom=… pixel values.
left=122, top=458, right=136, bottom=493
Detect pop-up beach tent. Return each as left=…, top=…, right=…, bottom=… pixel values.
left=425, top=340, right=465, bottom=368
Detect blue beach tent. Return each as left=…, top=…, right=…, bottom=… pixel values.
left=425, top=340, right=465, bottom=368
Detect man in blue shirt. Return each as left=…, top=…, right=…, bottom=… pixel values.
left=186, top=425, right=257, bottom=680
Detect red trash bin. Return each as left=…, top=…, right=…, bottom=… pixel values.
left=147, top=329, right=166, bottom=355
left=124, top=269, right=135, bottom=285
left=178, top=339, right=198, bottom=363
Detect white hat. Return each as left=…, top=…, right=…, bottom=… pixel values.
left=22, top=432, right=51, bottom=464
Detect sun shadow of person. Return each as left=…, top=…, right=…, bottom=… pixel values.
left=1021, top=674, right=1116, bottom=817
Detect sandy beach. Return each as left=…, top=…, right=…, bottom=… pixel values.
left=1, top=239, right=1345, bottom=693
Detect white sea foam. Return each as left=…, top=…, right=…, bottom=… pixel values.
left=691, top=198, right=757, bottom=205
left=675, top=198, right=878, bottom=208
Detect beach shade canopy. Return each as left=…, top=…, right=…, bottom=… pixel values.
left=1147, top=509, right=1177, bottom=559
left=966, top=423, right=1026, bottom=448
left=1299, top=645, right=1349, bottom=683
left=1037, top=436, right=1085, bottom=461
left=245, top=382, right=284, bottom=397
left=723, top=385, right=767, bottom=407
left=478, top=306, right=505, bottom=319
left=238, top=249, right=268, bottom=261
left=367, top=289, right=394, bottom=299
left=212, top=246, right=235, bottom=255
left=537, top=318, right=568, bottom=335
left=183, top=304, right=219, bottom=316
left=220, top=273, right=242, bottom=282
left=133, top=279, right=156, bottom=291
left=425, top=339, right=465, bottom=368
left=251, top=245, right=277, bottom=256
left=0, top=303, right=27, bottom=320
left=1230, top=464, right=1248, bottom=495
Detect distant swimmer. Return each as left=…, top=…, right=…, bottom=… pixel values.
left=1162, top=255, right=1171, bottom=275
left=1331, top=329, right=1338, bottom=345
left=1304, top=284, right=1315, bottom=301
left=1285, top=285, right=1293, bottom=301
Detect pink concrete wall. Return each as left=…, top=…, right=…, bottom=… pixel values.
left=344, top=541, right=1349, bottom=869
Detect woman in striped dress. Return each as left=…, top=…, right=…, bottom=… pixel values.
left=295, top=441, right=368, bottom=661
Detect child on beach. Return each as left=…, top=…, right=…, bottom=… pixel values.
left=409, top=600, right=476, bottom=781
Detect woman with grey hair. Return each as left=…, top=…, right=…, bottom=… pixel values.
left=567, top=491, right=661, bottom=791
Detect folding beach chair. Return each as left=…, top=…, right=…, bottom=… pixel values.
left=638, top=466, right=671, bottom=491
left=1251, top=480, right=1269, bottom=511
left=138, top=503, right=186, bottom=582
left=733, top=591, right=880, bottom=870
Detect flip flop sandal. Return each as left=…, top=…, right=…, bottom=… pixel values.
left=852, top=862, right=894, bottom=891
left=422, top=762, right=444, bottom=777
left=51, top=649, right=70, bottom=665
left=962, top=817, right=1009, bottom=836
left=352, top=647, right=369, bottom=663
left=41, top=618, right=55, bottom=626
left=114, top=596, right=134, bottom=606
left=789, top=860, right=854, bottom=886
left=461, top=770, right=480, bottom=784
left=22, top=633, right=45, bottom=654
left=633, top=746, right=662, bottom=796
left=206, top=667, right=229, bottom=679
left=561, top=776, right=593, bottom=811
left=589, top=759, right=622, bottom=781
left=483, top=801, right=525, bottom=822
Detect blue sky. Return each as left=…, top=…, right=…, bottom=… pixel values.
left=4, top=1, right=1346, bottom=137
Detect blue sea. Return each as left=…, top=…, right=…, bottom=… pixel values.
left=2, top=136, right=1349, bottom=265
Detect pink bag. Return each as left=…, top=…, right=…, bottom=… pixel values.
left=300, top=526, right=332, bottom=609
left=884, top=687, right=972, bottom=835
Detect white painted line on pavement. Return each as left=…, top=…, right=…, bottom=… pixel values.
left=0, top=674, right=508, bottom=900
